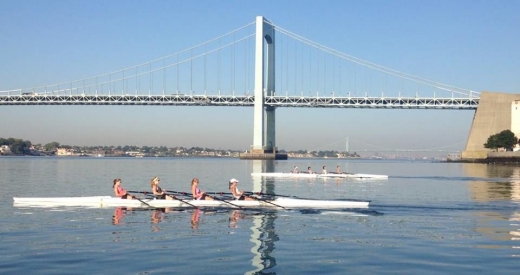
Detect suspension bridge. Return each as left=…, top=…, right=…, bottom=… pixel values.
left=1, top=16, right=498, bottom=160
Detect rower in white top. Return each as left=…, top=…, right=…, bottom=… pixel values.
left=292, top=166, right=299, bottom=173
left=229, top=178, right=254, bottom=201
left=322, top=166, right=327, bottom=174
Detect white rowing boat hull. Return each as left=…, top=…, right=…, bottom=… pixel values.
left=251, top=172, right=388, bottom=179
left=13, top=196, right=369, bottom=209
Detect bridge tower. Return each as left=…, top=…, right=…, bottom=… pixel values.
left=240, top=16, right=287, bottom=160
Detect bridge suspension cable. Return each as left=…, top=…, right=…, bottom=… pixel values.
left=1, top=21, right=256, bottom=94
left=268, top=20, right=478, bottom=98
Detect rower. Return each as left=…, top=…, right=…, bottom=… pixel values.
left=336, top=165, right=342, bottom=174
left=229, top=178, right=254, bottom=201
left=307, top=166, right=313, bottom=174
left=191, top=178, right=214, bottom=200
left=150, top=176, right=176, bottom=200
left=292, top=166, right=299, bottom=173
left=113, top=178, right=135, bottom=199
left=322, top=166, right=327, bottom=174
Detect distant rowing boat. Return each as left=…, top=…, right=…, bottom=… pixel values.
left=13, top=196, right=369, bottom=209
left=251, top=172, right=388, bottom=179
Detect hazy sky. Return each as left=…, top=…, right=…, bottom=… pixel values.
left=0, top=1, right=519, bottom=152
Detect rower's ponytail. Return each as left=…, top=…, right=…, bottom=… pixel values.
left=150, top=176, right=159, bottom=188
left=113, top=178, right=121, bottom=188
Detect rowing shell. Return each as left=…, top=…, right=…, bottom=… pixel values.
left=251, top=172, right=388, bottom=179
left=13, top=196, right=369, bottom=209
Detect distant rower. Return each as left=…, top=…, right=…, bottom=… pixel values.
left=322, top=166, right=327, bottom=174
left=307, top=166, right=313, bottom=174
left=292, top=166, right=299, bottom=173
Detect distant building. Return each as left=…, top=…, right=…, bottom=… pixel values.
left=57, top=148, right=75, bottom=156
left=0, top=145, right=12, bottom=155
left=125, top=151, right=144, bottom=157
left=91, top=150, right=106, bottom=157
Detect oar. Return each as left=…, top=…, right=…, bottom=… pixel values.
left=244, top=191, right=295, bottom=199
left=135, top=197, right=155, bottom=208
left=134, top=190, right=200, bottom=209
left=163, top=191, right=200, bottom=209
left=128, top=190, right=154, bottom=197
left=247, top=195, right=287, bottom=209
left=205, top=194, right=244, bottom=209
left=210, top=191, right=287, bottom=209
left=167, top=190, right=242, bottom=209
left=127, top=191, right=157, bottom=208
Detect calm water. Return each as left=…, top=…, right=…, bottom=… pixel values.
left=0, top=157, right=519, bottom=274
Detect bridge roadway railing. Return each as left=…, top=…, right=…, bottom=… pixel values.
left=0, top=94, right=479, bottom=109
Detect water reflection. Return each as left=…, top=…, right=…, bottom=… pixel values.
left=151, top=209, right=165, bottom=232
left=464, top=164, right=520, bottom=255
left=112, top=207, right=138, bottom=225
left=249, top=212, right=278, bottom=274
left=246, top=161, right=280, bottom=273
left=112, top=207, right=126, bottom=225
left=228, top=210, right=242, bottom=229
left=191, top=209, right=202, bottom=229
left=227, top=209, right=278, bottom=274
left=465, top=164, right=520, bottom=202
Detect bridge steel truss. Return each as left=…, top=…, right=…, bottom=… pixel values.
left=0, top=94, right=478, bottom=109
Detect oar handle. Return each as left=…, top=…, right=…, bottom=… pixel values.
left=165, top=191, right=192, bottom=198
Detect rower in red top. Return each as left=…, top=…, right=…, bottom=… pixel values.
left=191, top=178, right=213, bottom=200
left=113, top=178, right=135, bottom=199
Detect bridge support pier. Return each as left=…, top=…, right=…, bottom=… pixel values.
left=462, top=91, right=520, bottom=160
left=240, top=16, right=287, bottom=160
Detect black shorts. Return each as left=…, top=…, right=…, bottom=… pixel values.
left=122, top=194, right=132, bottom=199
left=157, top=194, right=167, bottom=199
left=237, top=195, right=245, bottom=201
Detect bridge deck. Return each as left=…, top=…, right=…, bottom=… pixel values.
left=0, top=94, right=478, bottom=109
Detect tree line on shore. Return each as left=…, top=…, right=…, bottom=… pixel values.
left=483, top=130, right=519, bottom=151
left=0, top=137, right=360, bottom=158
